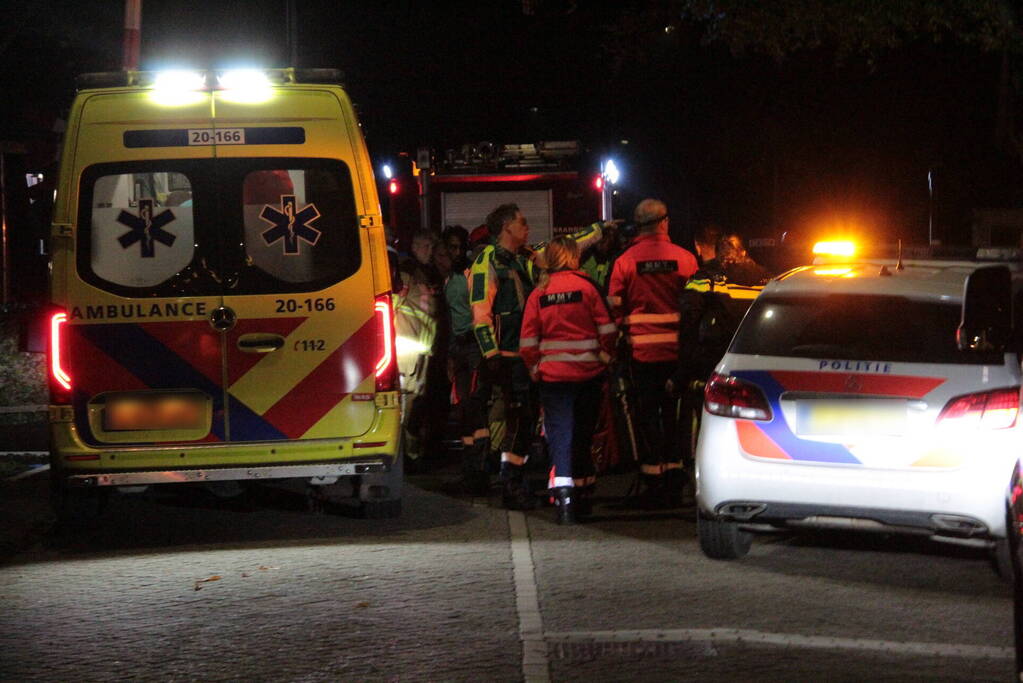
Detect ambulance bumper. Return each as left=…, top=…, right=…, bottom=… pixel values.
left=65, top=460, right=391, bottom=488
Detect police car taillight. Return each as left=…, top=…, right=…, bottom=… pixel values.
left=937, top=387, right=1020, bottom=430
left=704, top=372, right=772, bottom=421
left=374, top=294, right=398, bottom=392
left=49, top=312, right=72, bottom=401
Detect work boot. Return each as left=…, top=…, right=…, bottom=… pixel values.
left=552, top=487, right=577, bottom=525
left=502, top=479, right=537, bottom=511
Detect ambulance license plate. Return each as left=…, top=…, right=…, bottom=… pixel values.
left=104, top=394, right=205, bottom=431
left=187, top=128, right=245, bottom=145
left=796, top=399, right=907, bottom=436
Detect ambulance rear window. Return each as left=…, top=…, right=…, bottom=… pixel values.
left=77, top=158, right=360, bottom=297
left=236, top=163, right=359, bottom=291
left=730, top=294, right=1003, bottom=365
left=86, top=170, right=195, bottom=289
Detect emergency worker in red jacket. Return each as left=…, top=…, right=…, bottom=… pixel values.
left=608, top=198, right=698, bottom=507
left=520, top=236, right=617, bottom=524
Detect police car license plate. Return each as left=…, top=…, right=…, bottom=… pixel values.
left=187, top=128, right=245, bottom=145
left=796, top=399, right=907, bottom=437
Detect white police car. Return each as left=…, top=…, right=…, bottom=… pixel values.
left=695, top=244, right=1021, bottom=574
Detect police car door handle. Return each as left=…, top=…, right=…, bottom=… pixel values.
left=237, top=334, right=285, bottom=353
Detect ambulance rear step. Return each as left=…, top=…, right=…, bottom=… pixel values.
left=66, top=461, right=390, bottom=488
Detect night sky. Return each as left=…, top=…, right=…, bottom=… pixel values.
left=3, top=0, right=1020, bottom=245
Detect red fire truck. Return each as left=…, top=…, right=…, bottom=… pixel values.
left=381, top=140, right=612, bottom=245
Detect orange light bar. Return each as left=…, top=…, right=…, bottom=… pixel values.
left=812, top=240, right=856, bottom=257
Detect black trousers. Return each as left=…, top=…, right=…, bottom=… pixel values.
left=631, top=360, right=681, bottom=477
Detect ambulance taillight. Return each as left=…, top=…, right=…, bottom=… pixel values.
left=49, top=312, right=72, bottom=401
left=374, top=294, right=398, bottom=392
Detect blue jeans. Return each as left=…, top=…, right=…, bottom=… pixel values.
left=539, top=375, right=603, bottom=488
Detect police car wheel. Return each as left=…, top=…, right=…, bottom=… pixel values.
left=991, top=538, right=1014, bottom=583
left=697, top=509, right=752, bottom=560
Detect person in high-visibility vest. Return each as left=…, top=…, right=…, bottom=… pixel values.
left=607, top=198, right=698, bottom=508
left=520, top=236, right=617, bottom=524
left=676, top=231, right=770, bottom=489
left=468, top=203, right=605, bottom=509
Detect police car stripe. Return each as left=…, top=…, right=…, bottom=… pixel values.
left=731, top=370, right=858, bottom=465
left=770, top=370, right=945, bottom=398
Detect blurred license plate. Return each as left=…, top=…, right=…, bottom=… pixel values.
left=796, top=399, right=907, bottom=436
left=104, top=394, right=205, bottom=431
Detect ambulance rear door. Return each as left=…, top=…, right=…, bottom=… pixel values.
left=210, top=88, right=381, bottom=442
left=66, top=90, right=228, bottom=446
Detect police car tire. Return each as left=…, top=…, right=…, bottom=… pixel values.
left=991, top=537, right=1014, bottom=583
left=697, top=509, right=752, bottom=560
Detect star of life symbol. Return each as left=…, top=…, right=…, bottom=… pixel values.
left=259, top=195, right=322, bottom=255
left=117, top=199, right=177, bottom=258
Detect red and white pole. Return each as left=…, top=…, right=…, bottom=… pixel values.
left=122, top=0, right=141, bottom=71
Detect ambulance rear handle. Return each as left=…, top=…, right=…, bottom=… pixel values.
left=237, top=334, right=285, bottom=353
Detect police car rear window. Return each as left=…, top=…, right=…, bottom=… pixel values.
left=730, top=294, right=1003, bottom=365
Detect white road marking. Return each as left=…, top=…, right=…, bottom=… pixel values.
left=508, top=511, right=550, bottom=683
left=544, top=628, right=1014, bottom=660
left=3, top=463, right=50, bottom=481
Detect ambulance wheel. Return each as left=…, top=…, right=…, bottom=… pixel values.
left=50, top=472, right=107, bottom=532
left=697, top=509, right=752, bottom=560
left=359, top=449, right=404, bottom=519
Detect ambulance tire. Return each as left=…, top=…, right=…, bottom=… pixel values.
left=50, top=471, right=107, bottom=533
left=359, top=448, right=404, bottom=519
left=697, top=509, right=752, bottom=560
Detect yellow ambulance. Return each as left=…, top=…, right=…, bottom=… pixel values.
left=47, top=68, right=402, bottom=523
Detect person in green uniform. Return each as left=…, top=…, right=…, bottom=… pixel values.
left=467, top=203, right=605, bottom=508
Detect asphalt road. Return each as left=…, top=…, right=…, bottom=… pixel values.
left=0, top=466, right=1014, bottom=682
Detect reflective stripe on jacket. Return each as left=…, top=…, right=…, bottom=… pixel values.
left=520, top=270, right=617, bottom=382
left=469, top=223, right=603, bottom=358
left=608, top=232, right=698, bottom=363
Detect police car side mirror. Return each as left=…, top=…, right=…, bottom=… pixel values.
left=958, top=265, right=1011, bottom=353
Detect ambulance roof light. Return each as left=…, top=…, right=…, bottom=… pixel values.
left=150, top=70, right=208, bottom=106
left=812, top=240, right=857, bottom=258
left=217, top=69, right=274, bottom=103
